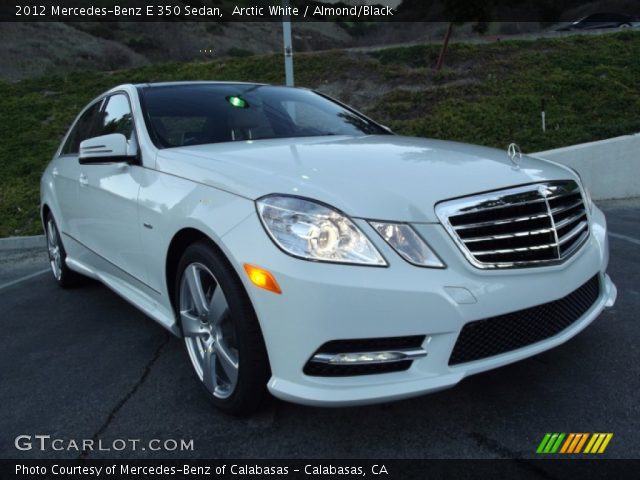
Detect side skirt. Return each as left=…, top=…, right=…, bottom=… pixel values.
left=62, top=232, right=180, bottom=336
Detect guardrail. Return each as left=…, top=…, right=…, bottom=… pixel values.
left=535, top=133, right=640, bottom=200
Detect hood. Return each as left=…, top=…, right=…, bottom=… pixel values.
left=155, top=135, right=575, bottom=223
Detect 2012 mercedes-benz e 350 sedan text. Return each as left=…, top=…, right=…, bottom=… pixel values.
left=41, top=82, right=617, bottom=414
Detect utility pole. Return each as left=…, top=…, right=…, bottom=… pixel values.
left=282, top=0, right=294, bottom=86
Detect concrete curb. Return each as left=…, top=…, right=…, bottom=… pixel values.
left=0, top=235, right=45, bottom=251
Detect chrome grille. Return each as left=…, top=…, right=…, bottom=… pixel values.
left=436, top=181, right=590, bottom=269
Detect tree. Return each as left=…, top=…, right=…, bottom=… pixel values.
left=435, top=0, right=493, bottom=71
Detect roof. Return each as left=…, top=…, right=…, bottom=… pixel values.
left=133, top=81, right=268, bottom=89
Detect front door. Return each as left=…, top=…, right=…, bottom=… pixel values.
left=75, top=93, right=147, bottom=285
left=53, top=99, right=103, bottom=239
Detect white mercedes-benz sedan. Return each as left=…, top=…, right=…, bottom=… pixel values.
left=41, top=82, right=616, bottom=414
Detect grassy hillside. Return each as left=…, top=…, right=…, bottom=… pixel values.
left=1, top=31, right=639, bottom=237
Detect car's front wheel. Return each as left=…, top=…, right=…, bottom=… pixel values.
left=175, top=241, right=270, bottom=415
left=45, top=212, right=83, bottom=288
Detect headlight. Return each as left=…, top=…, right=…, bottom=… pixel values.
left=256, top=195, right=387, bottom=266
left=569, top=167, right=593, bottom=212
left=370, top=222, right=445, bottom=268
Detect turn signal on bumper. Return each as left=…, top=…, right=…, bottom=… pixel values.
left=244, top=264, right=282, bottom=294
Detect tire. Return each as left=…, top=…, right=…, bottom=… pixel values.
left=620, top=23, right=631, bottom=29
left=45, top=212, right=84, bottom=288
left=174, top=240, right=270, bottom=415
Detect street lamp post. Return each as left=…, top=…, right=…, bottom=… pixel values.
left=282, top=0, right=294, bottom=86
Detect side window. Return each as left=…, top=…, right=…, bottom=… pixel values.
left=96, top=94, right=134, bottom=139
left=61, top=101, right=101, bottom=155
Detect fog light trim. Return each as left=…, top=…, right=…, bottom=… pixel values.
left=311, top=348, right=427, bottom=365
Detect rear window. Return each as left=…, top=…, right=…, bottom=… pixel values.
left=138, top=84, right=387, bottom=149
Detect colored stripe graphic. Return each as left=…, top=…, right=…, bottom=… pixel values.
left=584, top=433, right=614, bottom=454
left=584, top=434, right=600, bottom=453
left=537, top=433, right=565, bottom=453
left=559, top=433, right=575, bottom=453
left=550, top=433, right=565, bottom=453
left=597, top=433, right=614, bottom=453
left=544, top=433, right=559, bottom=453
left=536, top=433, right=552, bottom=453
left=537, top=433, right=612, bottom=454
left=573, top=433, right=589, bottom=453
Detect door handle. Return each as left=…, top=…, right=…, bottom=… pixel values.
left=79, top=173, right=88, bottom=186
left=52, top=167, right=59, bottom=177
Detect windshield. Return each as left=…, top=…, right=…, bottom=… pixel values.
left=138, top=84, right=388, bottom=148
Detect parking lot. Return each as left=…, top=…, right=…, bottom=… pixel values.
left=1, top=199, right=638, bottom=461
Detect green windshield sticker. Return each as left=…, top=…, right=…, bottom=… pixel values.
left=227, top=96, right=248, bottom=108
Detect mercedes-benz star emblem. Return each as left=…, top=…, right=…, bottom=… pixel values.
left=538, top=185, right=554, bottom=198
left=507, top=142, right=522, bottom=167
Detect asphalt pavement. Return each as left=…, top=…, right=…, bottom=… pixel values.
left=1, top=199, right=638, bottom=461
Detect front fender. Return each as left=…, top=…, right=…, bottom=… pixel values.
left=136, top=169, right=256, bottom=312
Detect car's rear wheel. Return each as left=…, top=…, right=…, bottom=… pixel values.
left=45, top=213, right=83, bottom=288
left=175, top=241, right=269, bottom=415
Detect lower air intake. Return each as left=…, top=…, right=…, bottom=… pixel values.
left=449, top=275, right=600, bottom=366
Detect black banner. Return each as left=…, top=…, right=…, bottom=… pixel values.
left=1, top=0, right=639, bottom=23
left=3, top=459, right=640, bottom=480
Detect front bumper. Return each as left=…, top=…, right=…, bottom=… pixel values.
left=221, top=205, right=616, bottom=406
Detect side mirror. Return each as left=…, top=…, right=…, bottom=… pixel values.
left=79, top=133, right=137, bottom=165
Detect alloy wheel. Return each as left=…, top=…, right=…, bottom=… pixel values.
left=46, top=218, right=63, bottom=281
left=179, top=262, right=239, bottom=399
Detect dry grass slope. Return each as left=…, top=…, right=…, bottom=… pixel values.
left=1, top=31, right=639, bottom=236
